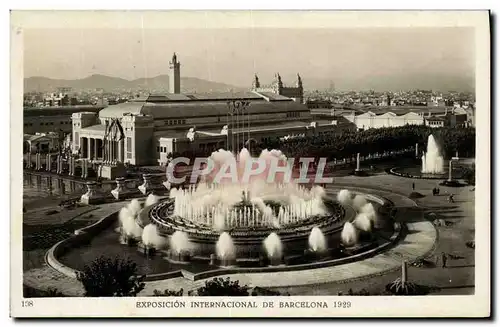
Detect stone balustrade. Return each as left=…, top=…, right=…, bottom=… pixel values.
left=80, top=181, right=98, bottom=205
left=111, top=177, right=128, bottom=200
left=138, top=173, right=164, bottom=195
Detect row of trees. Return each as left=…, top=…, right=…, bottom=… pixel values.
left=74, top=256, right=252, bottom=297
left=152, top=278, right=251, bottom=297
left=259, top=125, right=476, bottom=161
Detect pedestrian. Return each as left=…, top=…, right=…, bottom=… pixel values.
left=441, top=252, right=448, bottom=268
left=437, top=188, right=440, bottom=195
left=412, top=182, right=415, bottom=190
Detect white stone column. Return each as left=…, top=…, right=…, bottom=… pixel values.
left=118, top=139, right=124, bottom=162
left=110, top=140, right=114, bottom=162
left=109, top=140, right=114, bottom=162
left=105, top=139, right=110, bottom=163
left=93, top=138, right=98, bottom=160
left=87, top=138, right=92, bottom=160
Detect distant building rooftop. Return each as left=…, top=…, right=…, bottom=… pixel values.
left=23, top=105, right=106, bottom=117
left=99, top=93, right=308, bottom=119
left=81, top=124, right=108, bottom=132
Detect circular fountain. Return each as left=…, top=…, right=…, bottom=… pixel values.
left=46, top=148, right=407, bottom=282
left=133, top=148, right=394, bottom=267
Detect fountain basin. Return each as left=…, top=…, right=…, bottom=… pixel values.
left=389, top=166, right=464, bottom=180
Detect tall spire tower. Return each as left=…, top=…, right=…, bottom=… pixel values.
left=169, top=52, right=181, bottom=94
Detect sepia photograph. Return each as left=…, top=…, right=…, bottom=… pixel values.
left=10, top=10, right=490, bottom=317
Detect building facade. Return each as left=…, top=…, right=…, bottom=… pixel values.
left=343, top=107, right=470, bottom=130
left=23, top=105, right=105, bottom=135
left=344, top=111, right=425, bottom=130
left=71, top=91, right=348, bottom=166
left=251, top=73, right=304, bottom=104
left=69, top=54, right=353, bottom=167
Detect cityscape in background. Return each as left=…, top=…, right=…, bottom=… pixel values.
left=23, top=79, right=475, bottom=109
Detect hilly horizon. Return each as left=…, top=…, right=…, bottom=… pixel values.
left=23, top=74, right=247, bottom=94
left=24, top=73, right=475, bottom=94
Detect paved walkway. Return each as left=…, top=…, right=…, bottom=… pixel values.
left=23, top=201, right=131, bottom=296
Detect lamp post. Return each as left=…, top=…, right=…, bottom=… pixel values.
left=226, top=100, right=251, bottom=154
left=448, top=156, right=460, bottom=182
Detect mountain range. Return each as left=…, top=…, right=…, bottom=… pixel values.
left=23, top=74, right=246, bottom=94
left=24, top=73, right=475, bottom=94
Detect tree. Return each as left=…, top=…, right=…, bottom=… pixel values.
left=152, top=288, right=184, bottom=296
left=259, top=125, right=475, bottom=162
left=195, top=277, right=250, bottom=296
left=76, top=256, right=145, bottom=297
left=151, top=278, right=251, bottom=296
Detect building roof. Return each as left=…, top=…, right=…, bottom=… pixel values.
left=142, top=91, right=263, bottom=103
left=81, top=124, right=108, bottom=132
left=357, top=106, right=449, bottom=115
left=425, top=116, right=446, bottom=121
left=23, top=105, right=106, bottom=117
left=24, top=133, right=58, bottom=142
left=99, top=95, right=308, bottom=119
left=255, top=91, right=294, bottom=101
left=99, top=102, right=145, bottom=118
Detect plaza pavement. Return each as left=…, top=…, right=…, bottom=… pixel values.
left=23, top=201, right=129, bottom=296
left=23, top=173, right=474, bottom=296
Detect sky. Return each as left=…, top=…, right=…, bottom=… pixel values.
left=23, top=27, right=475, bottom=90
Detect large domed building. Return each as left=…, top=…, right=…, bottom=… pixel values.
left=70, top=53, right=353, bottom=169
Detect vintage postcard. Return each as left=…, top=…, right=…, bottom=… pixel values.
left=10, top=10, right=490, bottom=318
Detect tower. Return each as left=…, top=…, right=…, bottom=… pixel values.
left=273, top=73, right=283, bottom=92
left=296, top=73, right=304, bottom=104
left=252, top=74, right=260, bottom=89
left=169, top=52, right=181, bottom=94
left=296, top=73, right=303, bottom=89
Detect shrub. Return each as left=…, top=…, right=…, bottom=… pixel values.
left=463, top=168, right=475, bottom=185
left=76, top=256, right=145, bottom=297
left=408, top=192, right=425, bottom=199
left=195, top=277, right=250, bottom=296
left=385, top=278, right=433, bottom=295
left=24, top=286, right=66, bottom=298
left=152, top=288, right=184, bottom=296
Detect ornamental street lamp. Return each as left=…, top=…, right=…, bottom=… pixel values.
left=226, top=100, right=251, bottom=154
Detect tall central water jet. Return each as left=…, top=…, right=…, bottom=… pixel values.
left=308, top=227, right=327, bottom=252
left=168, top=148, right=328, bottom=230
left=421, top=135, right=444, bottom=174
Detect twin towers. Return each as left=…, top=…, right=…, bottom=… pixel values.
left=168, top=52, right=304, bottom=103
